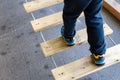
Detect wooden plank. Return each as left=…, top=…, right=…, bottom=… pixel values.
left=103, top=0, right=120, bottom=20
left=40, top=23, right=113, bottom=57
left=51, top=44, right=120, bottom=80
left=23, top=0, right=63, bottom=13
left=31, top=12, right=84, bottom=32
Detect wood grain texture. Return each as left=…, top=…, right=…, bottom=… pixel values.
left=51, top=44, right=120, bottom=80
left=23, top=0, right=63, bottom=13
left=103, top=0, right=120, bottom=20
left=31, top=12, right=84, bottom=32
left=40, top=23, right=113, bottom=57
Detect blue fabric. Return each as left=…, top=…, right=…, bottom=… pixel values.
left=63, top=0, right=106, bottom=54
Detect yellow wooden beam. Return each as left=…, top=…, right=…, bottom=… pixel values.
left=31, top=12, right=84, bottom=32
left=23, top=0, right=63, bottom=13
left=103, top=0, right=120, bottom=20
left=40, top=23, right=113, bottom=57
left=51, top=44, right=120, bottom=80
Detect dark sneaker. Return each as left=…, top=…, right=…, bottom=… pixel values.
left=61, top=26, right=75, bottom=46
left=91, top=53, right=105, bottom=66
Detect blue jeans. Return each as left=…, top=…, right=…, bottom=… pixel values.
left=63, top=0, right=106, bottom=54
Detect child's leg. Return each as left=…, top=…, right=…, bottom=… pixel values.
left=84, top=0, right=106, bottom=55
left=63, top=0, right=92, bottom=38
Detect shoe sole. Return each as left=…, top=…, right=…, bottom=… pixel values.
left=91, top=55, right=105, bottom=66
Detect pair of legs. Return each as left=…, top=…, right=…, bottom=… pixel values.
left=62, top=0, right=106, bottom=55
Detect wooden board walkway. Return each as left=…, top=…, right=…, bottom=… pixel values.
left=103, top=0, right=120, bottom=20
left=23, top=0, right=63, bottom=13
left=51, top=44, right=120, bottom=80
left=31, top=12, right=84, bottom=32
left=22, top=0, right=120, bottom=80
left=23, top=0, right=120, bottom=21
left=40, top=23, right=113, bottom=57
